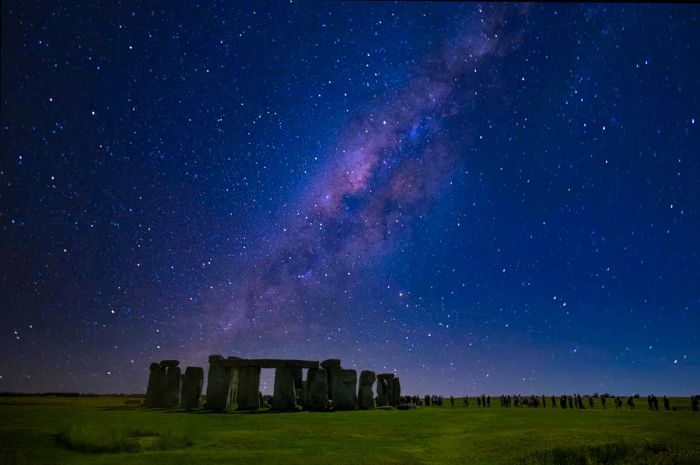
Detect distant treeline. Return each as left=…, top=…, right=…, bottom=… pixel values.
left=0, top=392, right=144, bottom=397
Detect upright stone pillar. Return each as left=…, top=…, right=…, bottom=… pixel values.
left=181, top=366, right=204, bottom=409
left=321, top=359, right=341, bottom=405
left=333, top=369, right=358, bottom=410
left=145, top=362, right=166, bottom=407
left=305, top=368, right=328, bottom=410
left=391, top=377, right=401, bottom=406
left=237, top=366, right=261, bottom=410
left=358, top=370, right=376, bottom=410
left=166, top=365, right=182, bottom=408
left=205, top=355, right=233, bottom=410
left=377, top=373, right=394, bottom=407
left=272, top=365, right=297, bottom=411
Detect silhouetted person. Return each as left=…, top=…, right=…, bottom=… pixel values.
left=588, top=396, right=594, bottom=409
left=601, top=396, right=607, bottom=409
left=477, top=396, right=481, bottom=407
left=627, top=396, right=635, bottom=409
left=551, top=395, right=557, bottom=408
left=464, top=395, right=469, bottom=407
left=663, top=396, right=670, bottom=411
left=450, top=396, right=455, bottom=407
left=691, top=395, right=699, bottom=412
left=568, top=396, right=573, bottom=409
left=487, top=396, right=491, bottom=407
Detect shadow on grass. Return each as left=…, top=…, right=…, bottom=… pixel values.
left=513, top=440, right=697, bottom=465
left=54, top=424, right=193, bottom=454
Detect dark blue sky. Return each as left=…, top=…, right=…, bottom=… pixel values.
left=1, top=2, right=698, bottom=395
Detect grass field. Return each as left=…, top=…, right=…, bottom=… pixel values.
left=1, top=396, right=698, bottom=465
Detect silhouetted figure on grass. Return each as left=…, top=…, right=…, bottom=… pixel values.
left=647, top=395, right=654, bottom=411
left=663, top=396, right=670, bottom=411
left=424, top=395, right=431, bottom=407
left=615, top=396, right=622, bottom=409
left=560, top=395, right=567, bottom=409
left=464, top=395, right=469, bottom=407
left=450, top=396, right=455, bottom=407
left=588, top=396, right=594, bottom=409
left=627, top=396, right=635, bottom=409
left=691, top=395, right=699, bottom=412
left=568, top=396, right=574, bottom=409
left=477, top=396, right=482, bottom=407
left=551, top=395, right=557, bottom=408
left=601, top=396, right=607, bottom=409
left=487, top=396, right=491, bottom=407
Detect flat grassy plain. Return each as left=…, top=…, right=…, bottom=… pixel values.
left=1, top=396, right=698, bottom=465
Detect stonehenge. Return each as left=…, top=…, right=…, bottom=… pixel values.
left=333, top=369, right=358, bottom=410
left=205, top=355, right=233, bottom=410
left=358, top=370, right=376, bottom=409
left=144, top=360, right=182, bottom=408
left=305, top=368, right=328, bottom=410
left=392, top=377, right=401, bottom=407
left=145, top=355, right=396, bottom=413
left=272, top=366, right=297, bottom=411
left=377, top=373, right=395, bottom=407
left=181, top=366, right=203, bottom=409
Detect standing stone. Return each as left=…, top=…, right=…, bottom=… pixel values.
left=181, top=366, right=204, bottom=409
left=321, top=359, right=341, bottom=405
left=333, top=369, right=358, bottom=410
left=205, top=355, right=233, bottom=410
left=392, top=377, right=401, bottom=407
left=300, top=380, right=307, bottom=408
left=305, top=368, right=328, bottom=410
left=163, top=364, right=182, bottom=408
left=237, top=366, right=261, bottom=410
left=272, top=366, right=297, bottom=411
left=377, top=374, right=395, bottom=407
left=145, top=362, right=167, bottom=407
left=291, top=367, right=303, bottom=394
left=358, top=370, right=376, bottom=410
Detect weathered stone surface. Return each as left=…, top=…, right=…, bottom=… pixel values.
left=220, top=358, right=319, bottom=369
left=272, top=366, right=297, bottom=411
left=320, top=359, right=341, bottom=370
left=391, top=377, right=401, bottom=407
left=300, top=380, right=307, bottom=408
left=145, top=363, right=167, bottom=407
left=181, top=366, right=203, bottom=409
left=333, top=369, right=358, bottom=410
left=305, top=368, right=328, bottom=410
left=358, top=370, right=376, bottom=410
left=160, top=359, right=180, bottom=368
left=376, top=373, right=394, bottom=407
left=284, top=360, right=319, bottom=369
left=164, top=365, right=181, bottom=408
left=291, top=367, right=303, bottom=394
left=237, top=366, right=261, bottom=410
left=205, top=361, right=233, bottom=410
left=321, top=359, right=342, bottom=403
left=208, top=354, right=225, bottom=363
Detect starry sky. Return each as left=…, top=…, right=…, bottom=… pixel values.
left=1, top=2, right=699, bottom=396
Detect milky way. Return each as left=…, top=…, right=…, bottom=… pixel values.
left=2, top=2, right=698, bottom=395
left=211, top=6, right=529, bottom=345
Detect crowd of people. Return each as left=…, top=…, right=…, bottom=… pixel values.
left=396, top=394, right=700, bottom=411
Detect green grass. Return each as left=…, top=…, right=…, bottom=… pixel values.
left=0, top=396, right=698, bottom=465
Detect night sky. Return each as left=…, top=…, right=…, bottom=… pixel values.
left=1, top=2, right=699, bottom=396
